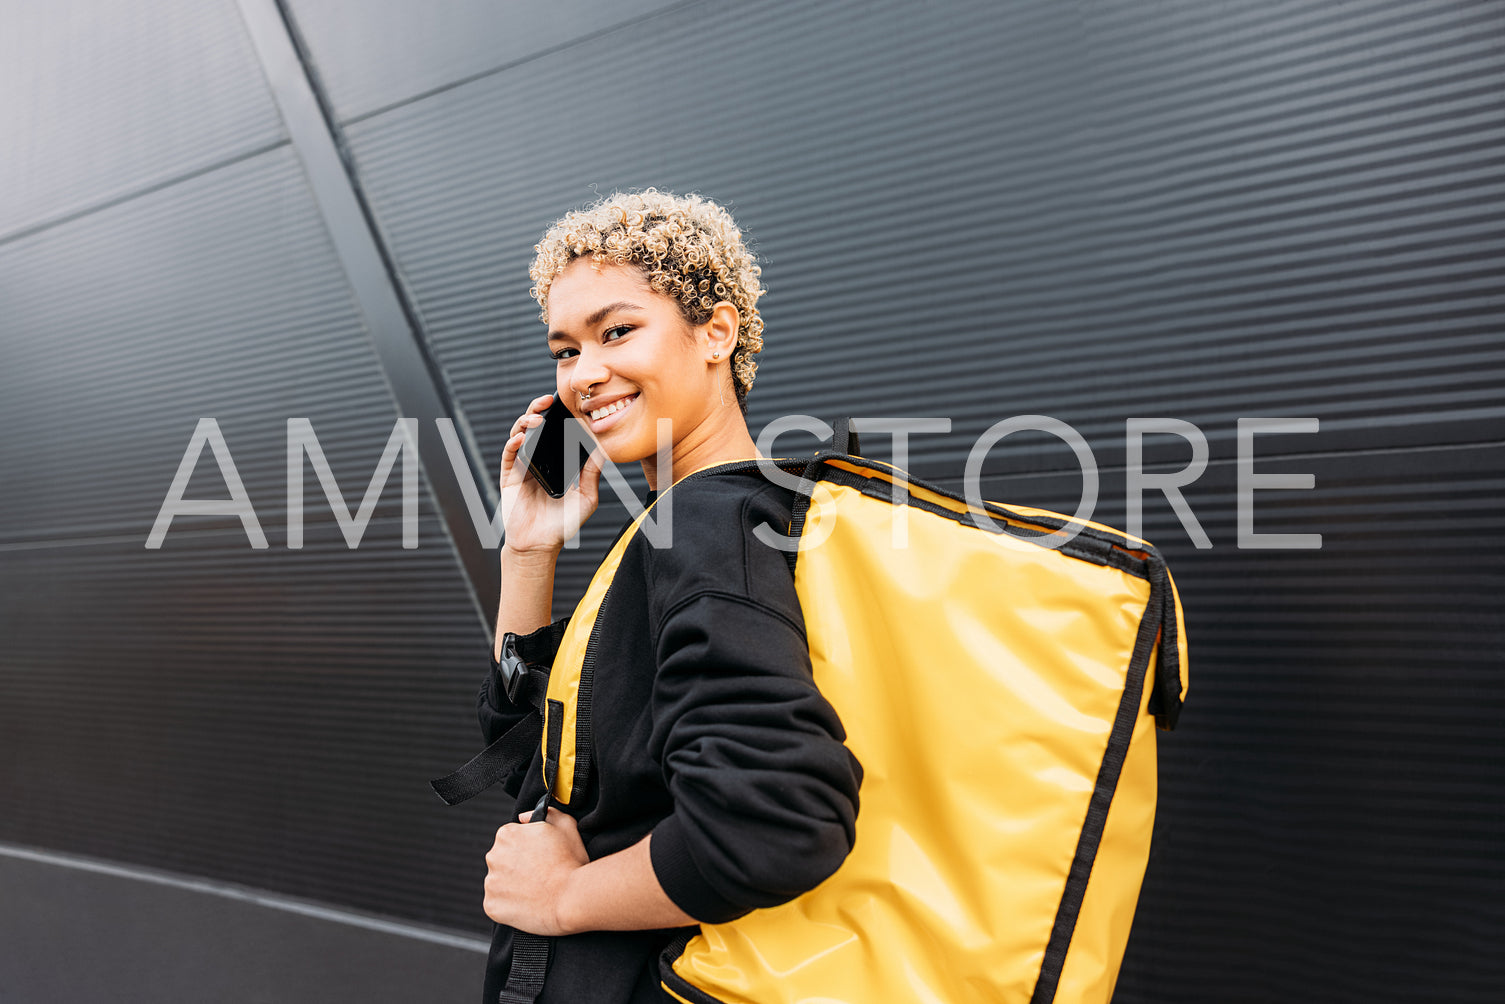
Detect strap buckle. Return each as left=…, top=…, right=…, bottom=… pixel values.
left=498, top=631, right=532, bottom=706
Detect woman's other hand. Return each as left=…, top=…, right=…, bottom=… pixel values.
left=483, top=807, right=591, bottom=935
left=499, top=393, right=606, bottom=553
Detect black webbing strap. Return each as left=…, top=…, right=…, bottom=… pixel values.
left=497, top=931, right=552, bottom=1004
left=495, top=699, right=569, bottom=1002
left=832, top=415, right=861, bottom=456
left=779, top=418, right=860, bottom=576
left=1144, top=554, right=1184, bottom=731
left=429, top=618, right=564, bottom=805
left=428, top=709, right=543, bottom=806
left=430, top=619, right=572, bottom=999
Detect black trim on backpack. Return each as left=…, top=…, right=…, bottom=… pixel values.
left=497, top=931, right=552, bottom=1004
left=659, top=929, right=722, bottom=1004
left=1145, top=554, right=1184, bottom=731
left=1028, top=572, right=1165, bottom=1003
left=542, top=698, right=565, bottom=803
left=782, top=450, right=1156, bottom=582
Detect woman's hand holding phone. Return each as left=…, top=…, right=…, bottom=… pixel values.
left=499, top=393, right=605, bottom=554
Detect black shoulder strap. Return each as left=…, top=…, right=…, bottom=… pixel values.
left=833, top=416, right=861, bottom=456
left=497, top=932, right=552, bottom=1004
left=428, top=711, right=542, bottom=806
left=429, top=621, right=563, bottom=805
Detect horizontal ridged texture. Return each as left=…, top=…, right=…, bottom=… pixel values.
left=3, top=0, right=1503, bottom=998
left=335, top=0, right=1505, bottom=997
left=343, top=0, right=1505, bottom=482
left=0, top=0, right=285, bottom=240
left=285, top=0, right=690, bottom=122
left=0, top=149, right=401, bottom=544
left=0, top=146, right=514, bottom=930
left=0, top=515, right=511, bottom=930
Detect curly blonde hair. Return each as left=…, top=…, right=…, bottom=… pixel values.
left=528, top=188, right=766, bottom=413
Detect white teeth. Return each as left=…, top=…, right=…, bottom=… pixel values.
left=590, top=394, right=637, bottom=421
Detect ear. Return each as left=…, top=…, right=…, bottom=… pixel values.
left=702, top=301, right=740, bottom=362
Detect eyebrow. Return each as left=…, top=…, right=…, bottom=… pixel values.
left=546, top=301, right=646, bottom=343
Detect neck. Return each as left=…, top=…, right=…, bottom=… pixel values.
left=640, top=413, right=762, bottom=492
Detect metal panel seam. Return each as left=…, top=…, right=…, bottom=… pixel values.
left=235, top=0, right=496, bottom=631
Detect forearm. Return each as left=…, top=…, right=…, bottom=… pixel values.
left=559, top=833, right=698, bottom=932
left=495, top=543, right=559, bottom=662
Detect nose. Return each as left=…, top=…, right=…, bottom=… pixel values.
left=569, top=345, right=609, bottom=403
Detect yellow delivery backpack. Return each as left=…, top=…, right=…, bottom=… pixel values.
left=437, top=422, right=1188, bottom=1004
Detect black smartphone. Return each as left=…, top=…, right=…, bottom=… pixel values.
left=519, top=393, right=593, bottom=498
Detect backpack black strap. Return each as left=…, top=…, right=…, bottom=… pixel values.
left=429, top=711, right=542, bottom=806
left=777, top=419, right=859, bottom=577
left=430, top=624, right=566, bottom=1002
left=496, top=931, right=552, bottom=1004
left=832, top=416, right=861, bottom=457
left=1144, top=553, right=1184, bottom=730
left=429, top=618, right=564, bottom=804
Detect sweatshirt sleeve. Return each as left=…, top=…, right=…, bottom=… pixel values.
left=644, top=484, right=863, bottom=923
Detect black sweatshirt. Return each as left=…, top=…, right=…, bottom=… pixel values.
left=476, top=471, right=864, bottom=1004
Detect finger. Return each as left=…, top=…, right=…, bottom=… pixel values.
left=509, top=394, right=553, bottom=436
left=546, top=808, right=579, bottom=831
left=509, top=412, right=546, bottom=440
left=577, top=444, right=608, bottom=481
left=500, top=437, right=525, bottom=483
left=574, top=450, right=603, bottom=499
left=518, top=809, right=533, bottom=823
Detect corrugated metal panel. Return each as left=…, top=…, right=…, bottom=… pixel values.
left=328, top=0, right=1505, bottom=997
left=0, top=149, right=398, bottom=543
left=0, top=0, right=285, bottom=240
left=0, top=519, right=505, bottom=931
left=3, top=0, right=1502, bottom=996
left=0, top=147, right=506, bottom=933
left=341, top=0, right=1504, bottom=483
left=284, top=0, right=694, bottom=122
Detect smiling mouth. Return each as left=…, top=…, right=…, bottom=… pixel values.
left=587, top=393, right=638, bottom=424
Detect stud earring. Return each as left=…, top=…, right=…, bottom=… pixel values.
left=713, top=351, right=721, bottom=359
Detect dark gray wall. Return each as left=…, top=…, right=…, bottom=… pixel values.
left=1, top=0, right=1501, bottom=1001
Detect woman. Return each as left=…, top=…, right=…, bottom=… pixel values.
left=475, top=189, right=863, bottom=1003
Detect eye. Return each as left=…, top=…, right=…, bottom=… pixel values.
left=550, top=324, right=633, bottom=360
left=550, top=323, right=632, bottom=359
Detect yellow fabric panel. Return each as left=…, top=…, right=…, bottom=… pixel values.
left=1054, top=644, right=1160, bottom=1001
left=672, top=480, right=1154, bottom=1003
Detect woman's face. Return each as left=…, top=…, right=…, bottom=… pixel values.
left=545, top=258, right=719, bottom=465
